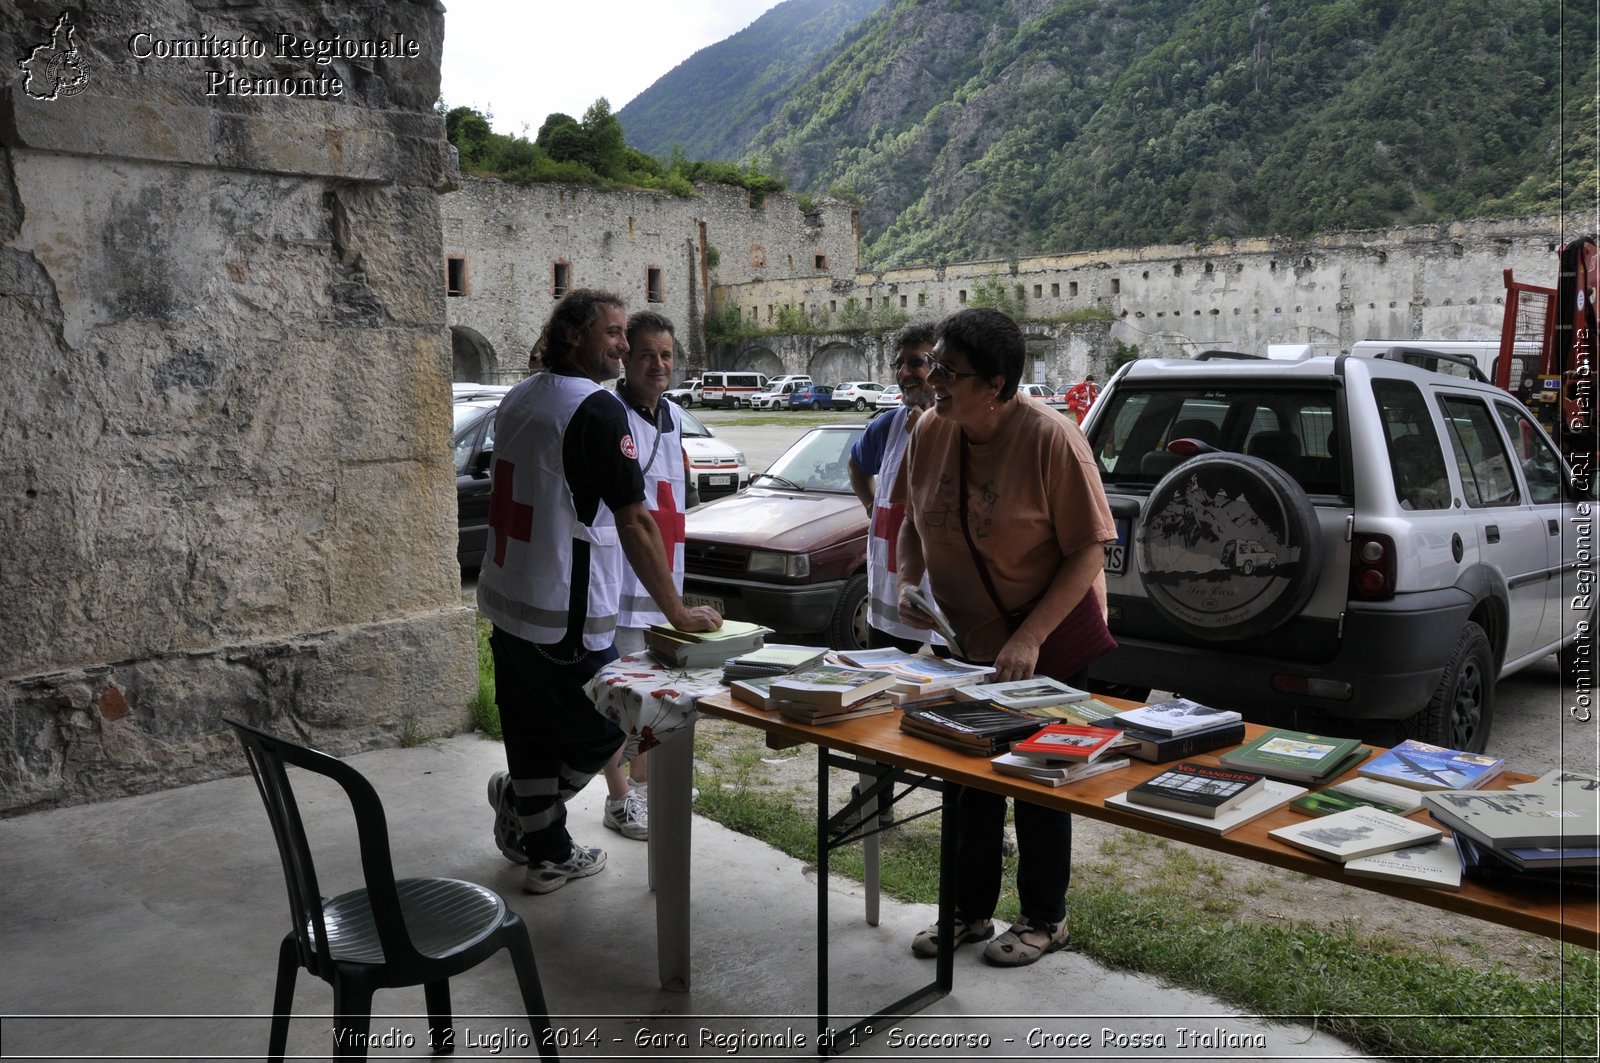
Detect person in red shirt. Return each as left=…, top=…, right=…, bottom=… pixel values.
left=1061, top=374, right=1100, bottom=422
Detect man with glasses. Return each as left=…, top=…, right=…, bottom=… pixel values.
left=848, top=322, right=939, bottom=651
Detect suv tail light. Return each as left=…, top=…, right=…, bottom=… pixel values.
left=1349, top=533, right=1396, bottom=601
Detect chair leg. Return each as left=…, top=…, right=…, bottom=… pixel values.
left=268, top=936, right=300, bottom=1063
left=424, top=980, right=454, bottom=1055
left=504, top=928, right=559, bottom=1062
left=331, top=978, right=375, bottom=1058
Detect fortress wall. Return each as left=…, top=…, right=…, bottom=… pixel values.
left=0, top=2, right=474, bottom=812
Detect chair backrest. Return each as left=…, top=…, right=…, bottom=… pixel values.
left=1169, top=418, right=1220, bottom=446
left=227, top=719, right=425, bottom=974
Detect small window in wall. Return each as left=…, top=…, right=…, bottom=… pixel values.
left=553, top=261, right=570, bottom=297
left=866, top=297, right=873, bottom=309
left=814, top=253, right=828, bottom=270
left=1033, top=284, right=1042, bottom=298
left=646, top=267, right=664, bottom=303
left=446, top=256, right=467, bottom=297
left=1111, top=279, right=1121, bottom=294
left=829, top=300, right=837, bottom=312
left=1067, top=282, right=1076, bottom=297
left=958, top=290, right=967, bottom=304
left=917, top=293, right=927, bottom=307
left=900, top=295, right=908, bottom=308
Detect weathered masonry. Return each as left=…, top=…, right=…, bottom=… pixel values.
left=1, top=1, right=474, bottom=812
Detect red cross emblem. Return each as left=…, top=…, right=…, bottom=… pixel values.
left=649, top=480, right=686, bottom=559
left=871, top=502, right=904, bottom=571
left=488, top=459, right=535, bottom=566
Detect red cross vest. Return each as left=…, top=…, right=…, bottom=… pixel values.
left=867, top=406, right=937, bottom=644
left=476, top=372, right=627, bottom=650
left=618, top=401, right=686, bottom=628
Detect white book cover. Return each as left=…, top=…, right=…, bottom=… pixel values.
left=957, top=677, right=1091, bottom=708
left=1268, top=806, right=1442, bottom=863
left=992, top=753, right=1130, bottom=785
left=1344, top=837, right=1461, bottom=890
left=1114, top=697, right=1243, bottom=736
left=1327, top=776, right=1424, bottom=814
left=1105, top=780, right=1307, bottom=836
left=1422, top=788, right=1600, bottom=849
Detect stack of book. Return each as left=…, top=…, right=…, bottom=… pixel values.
left=645, top=620, right=769, bottom=669
left=1122, top=761, right=1267, bottom=819
left=899, top=698, right=1043, bottom=754
left=1219, top=728, right=1371, bottom=785
left=991, top=722, right=1131, bottom=787
left=1424, top=770, right=1600, bottom=882
left=1105, top=770, right=1305, bottom=836
left=765, top=665, right=901, bottom=725
left=1355, top=739, right=1506, bottom=791
left=953, top=677, right=1091, bottom=711
left=1110, top=697, right=1246, bottom=763
left=835, top=648, right=996, bottom=705
left=720, top=644, right=825, bottom=683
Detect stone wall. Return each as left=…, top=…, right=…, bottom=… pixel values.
left=442, top=178, right=859, bottom=382
left=0, top=1, right=475, bottom=812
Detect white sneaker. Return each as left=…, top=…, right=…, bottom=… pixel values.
left=486, top=771, right=527, bottom=865
left=523, top=843, right=606, bottom=894
left=603, top=788, right=649, bottom=840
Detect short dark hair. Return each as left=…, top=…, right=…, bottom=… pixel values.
left=893, top=321, right=936, bottom=353
left=936, top=308, right=1024, bottom=400
left=627, top=309, right=676, bottom=344
left=531, top=288, right=626, bottom=369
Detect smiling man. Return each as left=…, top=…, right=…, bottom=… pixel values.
left=847, top=321, right=938, bottom=651
left=478, top=289, right=720, bottom=894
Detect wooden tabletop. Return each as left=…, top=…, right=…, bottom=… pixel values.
left=697, top=690, right=1600, bottom=949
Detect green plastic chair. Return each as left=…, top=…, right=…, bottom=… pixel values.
left=227, top=719, right=557, bottom=1060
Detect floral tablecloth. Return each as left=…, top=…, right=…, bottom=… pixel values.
left=583, top=653, right=727, bottom=759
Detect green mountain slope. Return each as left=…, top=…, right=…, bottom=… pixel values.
left=617, top=0, right=888, bottom=162
left=740, top=0, right=1595, bottom=267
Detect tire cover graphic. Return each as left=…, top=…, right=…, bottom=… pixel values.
left=1135, top=453, right=1321, bottom=641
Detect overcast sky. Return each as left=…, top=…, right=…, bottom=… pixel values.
left=439, top=0, right=782, bottom=137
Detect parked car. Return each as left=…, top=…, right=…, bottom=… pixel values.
left=702, top=371, right=769, bottom=408
left=831, top=381, right=889, bottom=411
left=665, top=379, right=702, bottom=407
left=1080, top=351, right=1585, bottom=751
left=768, top=374, right=813, bottom=390
left=873, top=385, right=903, bottom=413
left=453, top=392, right=747, bottom=569
left=749, top=380, right=804, bottom=410
left=682, top=425, right=871, bottom=648
left=791, top=383, right=834, bottom=411
left=1018, top=383, right=1068, bottom=409
left=451, top=382, right=512, bottom=403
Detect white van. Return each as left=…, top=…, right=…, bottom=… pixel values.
left=702, top=371, right=769, bottom=408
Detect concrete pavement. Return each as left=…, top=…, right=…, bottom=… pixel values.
left=0, top=732, right=1373, bottom=1060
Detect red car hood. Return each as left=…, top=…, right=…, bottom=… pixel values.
left=686, top=488, right=866, bottom=552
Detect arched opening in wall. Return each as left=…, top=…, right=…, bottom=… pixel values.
left=812, top=342, right=865, bottom=384
left=731, top=344, right=783, bottom=378
left=451, top=326, right=498, bottom=383
left=1023, top=335, right=1055, bottom=386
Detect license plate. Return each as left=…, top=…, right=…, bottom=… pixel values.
left=1104, top=517, right=1130, bottom=575
left=708, top=474, right=732, bottom=487
left=684, top=593, right=724, bottom=613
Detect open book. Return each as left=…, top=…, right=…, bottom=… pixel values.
left=900, top=586, right=965, bottom=659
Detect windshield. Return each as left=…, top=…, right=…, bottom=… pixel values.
left=761, top=427, right=863, bottom=492
left=678, top=407, right=712, bottom=438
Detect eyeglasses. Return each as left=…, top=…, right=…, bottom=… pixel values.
left=927, top=358, right=983, bottom=382
left=892, top=357, right=929, bottom=370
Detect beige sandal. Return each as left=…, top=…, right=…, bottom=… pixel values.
left=982, top=916, right=1070, bottom=967
left=910, top=915, right=994, bottom=958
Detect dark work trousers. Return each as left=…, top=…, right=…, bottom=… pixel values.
left=490, top=626, right=625, bottom=864
left=951, top=666, right=1086, bottom=928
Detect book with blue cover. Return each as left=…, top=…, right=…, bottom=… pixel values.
left=1356, top=739, right=1505, bottom=791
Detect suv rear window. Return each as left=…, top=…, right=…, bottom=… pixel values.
left=1089, top=384, right=1342, bottom=494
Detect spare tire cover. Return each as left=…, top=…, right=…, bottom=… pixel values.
left=1135, top=453, right=1322, bottom=642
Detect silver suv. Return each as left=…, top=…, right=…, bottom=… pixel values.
left=1081, top=351, right=1587, bottom=752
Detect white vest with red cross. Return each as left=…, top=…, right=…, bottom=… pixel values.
left=618, top=400, right=686, bottom=628
left=476, top=372, right=627, bottom=651
left=867, top=406, right=937, bottom=644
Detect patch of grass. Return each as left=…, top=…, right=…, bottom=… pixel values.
left=471, top=614, right=501, bottom=739
left=689, top=761, right=1599, bottom=1061
left=398, top=712, right=427, bottom=748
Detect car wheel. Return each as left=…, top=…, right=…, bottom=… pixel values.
left=1135, top=453, right=1321, bottom=641
left=1403, top=621, right=1495, bottom=752
left=854, top=398, right=867, bottom=411
left=828, top=573, right=871, bottom=650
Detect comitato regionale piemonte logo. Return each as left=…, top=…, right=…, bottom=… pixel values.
left=21, top=12, right=90, bottom=101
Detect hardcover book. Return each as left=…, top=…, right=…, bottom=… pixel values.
left=836, top=649, right=996, bottom=693
left=770, top=665, right=899, bottom=708
left=1355, top=739, right=1505, bottom=791
left=1105, top=780, right=1307, bottom=836
left=1219, top=729, right=1368, bottom=783
left=1344, top=837, right=1462, bottom=890
left=775, top=695, right=897, bottom=725
left=1113, top=698, right=1243, bottom=736
left=1289, top=776, right=1421, bottom=817
left=1268, top=806, right=1443, bottom=863
left=991, top=753, right=1132, bottom=788
left=900, top=699, right=1042, bottom=753
left=1010, top=724, right=1125, bottom=763
left=1421, top=788, right=1600, bottom=850
left=1124, top=762, right=1267, bottom=818
left=646, top=626, right=765, bottom=668
left=954, top=677, right=1091, bottom=709
left=1118, top=721, right=1246, bottom=764
left=728, top=675, right=781, bottom=710
left=648, top=619, right=770, bottom=643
